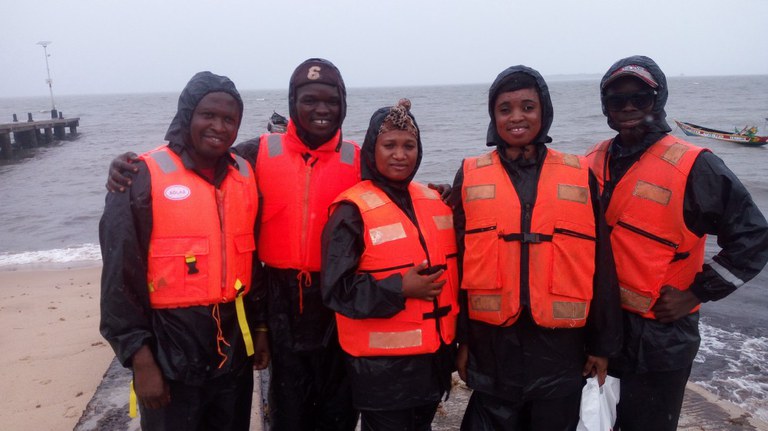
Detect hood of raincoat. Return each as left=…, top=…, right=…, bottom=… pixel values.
left=361, top=105, right=423, bottom=190
left=287, top=58, right=347, bottom=141
left=164, top=71, right=244, bottom=148
left=486, top=65, right=554, bottom=148
left=600, top=55, right=671, bottom=134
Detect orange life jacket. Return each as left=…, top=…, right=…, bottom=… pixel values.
left=142, top=146, right=258, bottom=308
left=586, top=135, right=706, bottom=318
left=461, top=149, right=596, bottom=328
left=256, top=122, right=360, bottom=273
left=331, top=181, right=459, bottom=357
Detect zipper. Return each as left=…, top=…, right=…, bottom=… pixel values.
left=466, top=225, right=497, bottom=234
left=361, top=262, right=415, bottom=274
left=300, top=160, right=314, bottom=268
left=616, top=220, right=678, bottom=249
left=554, top=227, right=596, bottom=241
left=216, top=188, right=227, bottom=299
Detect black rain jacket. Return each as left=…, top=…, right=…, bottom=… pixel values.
left=599, top=55, right=768, bottom=373
left=99, top=72, right=260, bottom=385
left=449, top=65, right=622, bottom=401
left=320, top=105, right=456, bottom=411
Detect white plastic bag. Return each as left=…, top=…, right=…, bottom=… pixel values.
left=576, top=376, right=620, bottom=431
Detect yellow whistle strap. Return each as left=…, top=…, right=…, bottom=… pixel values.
left=129, top=380, right=138, bottom=418
left=234, top=279, right=255, bottom=356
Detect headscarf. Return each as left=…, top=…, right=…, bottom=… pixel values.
left=164, top=71, right=243, bottom=147
left=600, top=55, right=671, bottom=133
left=287, top=58, right=347, bottom=134
left=486, top=65, right=554, bottom=148
left=361, top=99, right=422, bottom=190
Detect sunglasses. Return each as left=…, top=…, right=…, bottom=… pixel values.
left=602, top=91, right=657, bottom=112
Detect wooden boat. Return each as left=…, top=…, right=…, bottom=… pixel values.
left=674, top=120, right=768, bottom=146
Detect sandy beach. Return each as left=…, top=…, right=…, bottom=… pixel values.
left=0, top=265, right=114, bottom=431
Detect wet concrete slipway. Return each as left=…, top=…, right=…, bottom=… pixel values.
left=75, top=359, right=768, bottom=431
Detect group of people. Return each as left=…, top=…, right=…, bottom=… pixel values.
left=99, top=55, right=768, bottom=431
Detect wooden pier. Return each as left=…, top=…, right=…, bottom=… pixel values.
left=0, top=111, right=80, bottom=159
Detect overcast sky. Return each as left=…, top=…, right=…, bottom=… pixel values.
left=2, top=0, right=766, bottom=97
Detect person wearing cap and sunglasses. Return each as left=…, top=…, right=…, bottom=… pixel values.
left=585, top=55, right=768, bottom=431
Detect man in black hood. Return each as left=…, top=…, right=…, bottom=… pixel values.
left=99, top=71, right=269, bottom=430
left=586, top=55, right=768, bottom=431
left=451, top=65, right=621, bottom=430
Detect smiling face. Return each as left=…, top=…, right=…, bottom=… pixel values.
left=188, top=91, right=241, bottom=169
left=493, top=88, right=542, bottom=148
left=374, top=129, right=419, bottom=182
left=295, top=83, right=341, bottom=146
left=603, top=76, right=655, bottom=128
left=603, top=76, right=656, bottom=145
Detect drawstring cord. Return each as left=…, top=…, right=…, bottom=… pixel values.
left=212, top=303, right=231, bottom=369
left=296, top=270, right=312, bottom=314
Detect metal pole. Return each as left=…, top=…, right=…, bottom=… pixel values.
left=36, top=41, right=56, bottom=114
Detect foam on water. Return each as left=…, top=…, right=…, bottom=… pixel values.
left=695, top=321, right=768, bottom=422
left=0, top=243, right=101, bottom=268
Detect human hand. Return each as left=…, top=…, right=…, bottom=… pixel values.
left=252, top=330, right=270, bottom=370
left=428, top=183, right=452, bottom=204
left=402, top=260, right=446, bottom=301
left=456, top=343, right=469, bottom=383
left=106, top=152, right=140, bottom=193
left=582, top=355, right=608, bottom=386
left=652, top=285, right=700, bottom=323
left=132, top=345, right=171, bottom=409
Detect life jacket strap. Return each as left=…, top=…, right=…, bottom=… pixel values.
left=234, top=279, right=255, bottom=357
left=499, top=232, right=553, bottom=243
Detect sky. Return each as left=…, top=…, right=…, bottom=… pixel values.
left=2, top=0, right=767, bottom=97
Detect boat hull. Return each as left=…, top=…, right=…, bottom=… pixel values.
left=675, top=120, right=768, bottom=146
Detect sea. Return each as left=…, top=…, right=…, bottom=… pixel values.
left=1, top=75, right=767, bottom=422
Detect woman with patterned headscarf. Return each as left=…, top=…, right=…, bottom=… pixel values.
left=321, top=99, right=459, bottom=430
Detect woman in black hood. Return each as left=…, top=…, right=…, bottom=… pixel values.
left=321, top=100, right=459, bottom=431
left=451, top=66, right=621, bottom=430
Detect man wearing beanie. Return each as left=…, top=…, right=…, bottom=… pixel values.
left=242, top=58, right=360, bottom=431
left=586, top=55, right=768, bottom=430
left=106, top=59, right=360, bottom=430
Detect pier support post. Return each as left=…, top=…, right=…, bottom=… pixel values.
left=44, top=127, right=53, bottom=143
left=0, top=132, right=11, bottom=159
left=14, top=130, right=37, bottom=148
left=54, top=125, right=66, bottom=139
